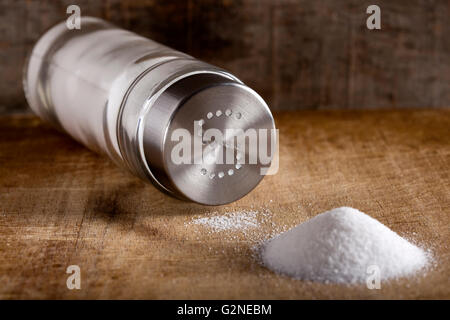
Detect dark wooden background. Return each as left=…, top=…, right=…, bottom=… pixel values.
left=0, top=0, right=449, bottom=114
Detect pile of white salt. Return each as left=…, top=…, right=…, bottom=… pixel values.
left=260, top=207, right=431, bottom=283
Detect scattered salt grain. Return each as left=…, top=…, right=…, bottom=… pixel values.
left=259, top=207, right=431, bottom=284
left=186, top=208, right=277, bottom=242
left=189, top=210, right=259, bottom=232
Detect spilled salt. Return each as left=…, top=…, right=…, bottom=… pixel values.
left=186, top=208, right=280, bottom=245
left=260, top=207, right=431, bottom=284
left=189, top=210, right=260, bottom=232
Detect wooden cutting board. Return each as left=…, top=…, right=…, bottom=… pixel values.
left=0, top=109, right=448, bottom=299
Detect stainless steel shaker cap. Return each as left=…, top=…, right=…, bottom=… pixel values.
left=142, top=73, right=276, bottom=205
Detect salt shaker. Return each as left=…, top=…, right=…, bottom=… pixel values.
left=24, top=17, right=276, bottom=205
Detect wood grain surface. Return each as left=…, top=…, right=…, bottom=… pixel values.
left=1, top=0, right=449, bottom=113
left=0, top=109, right=449, bottom=299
